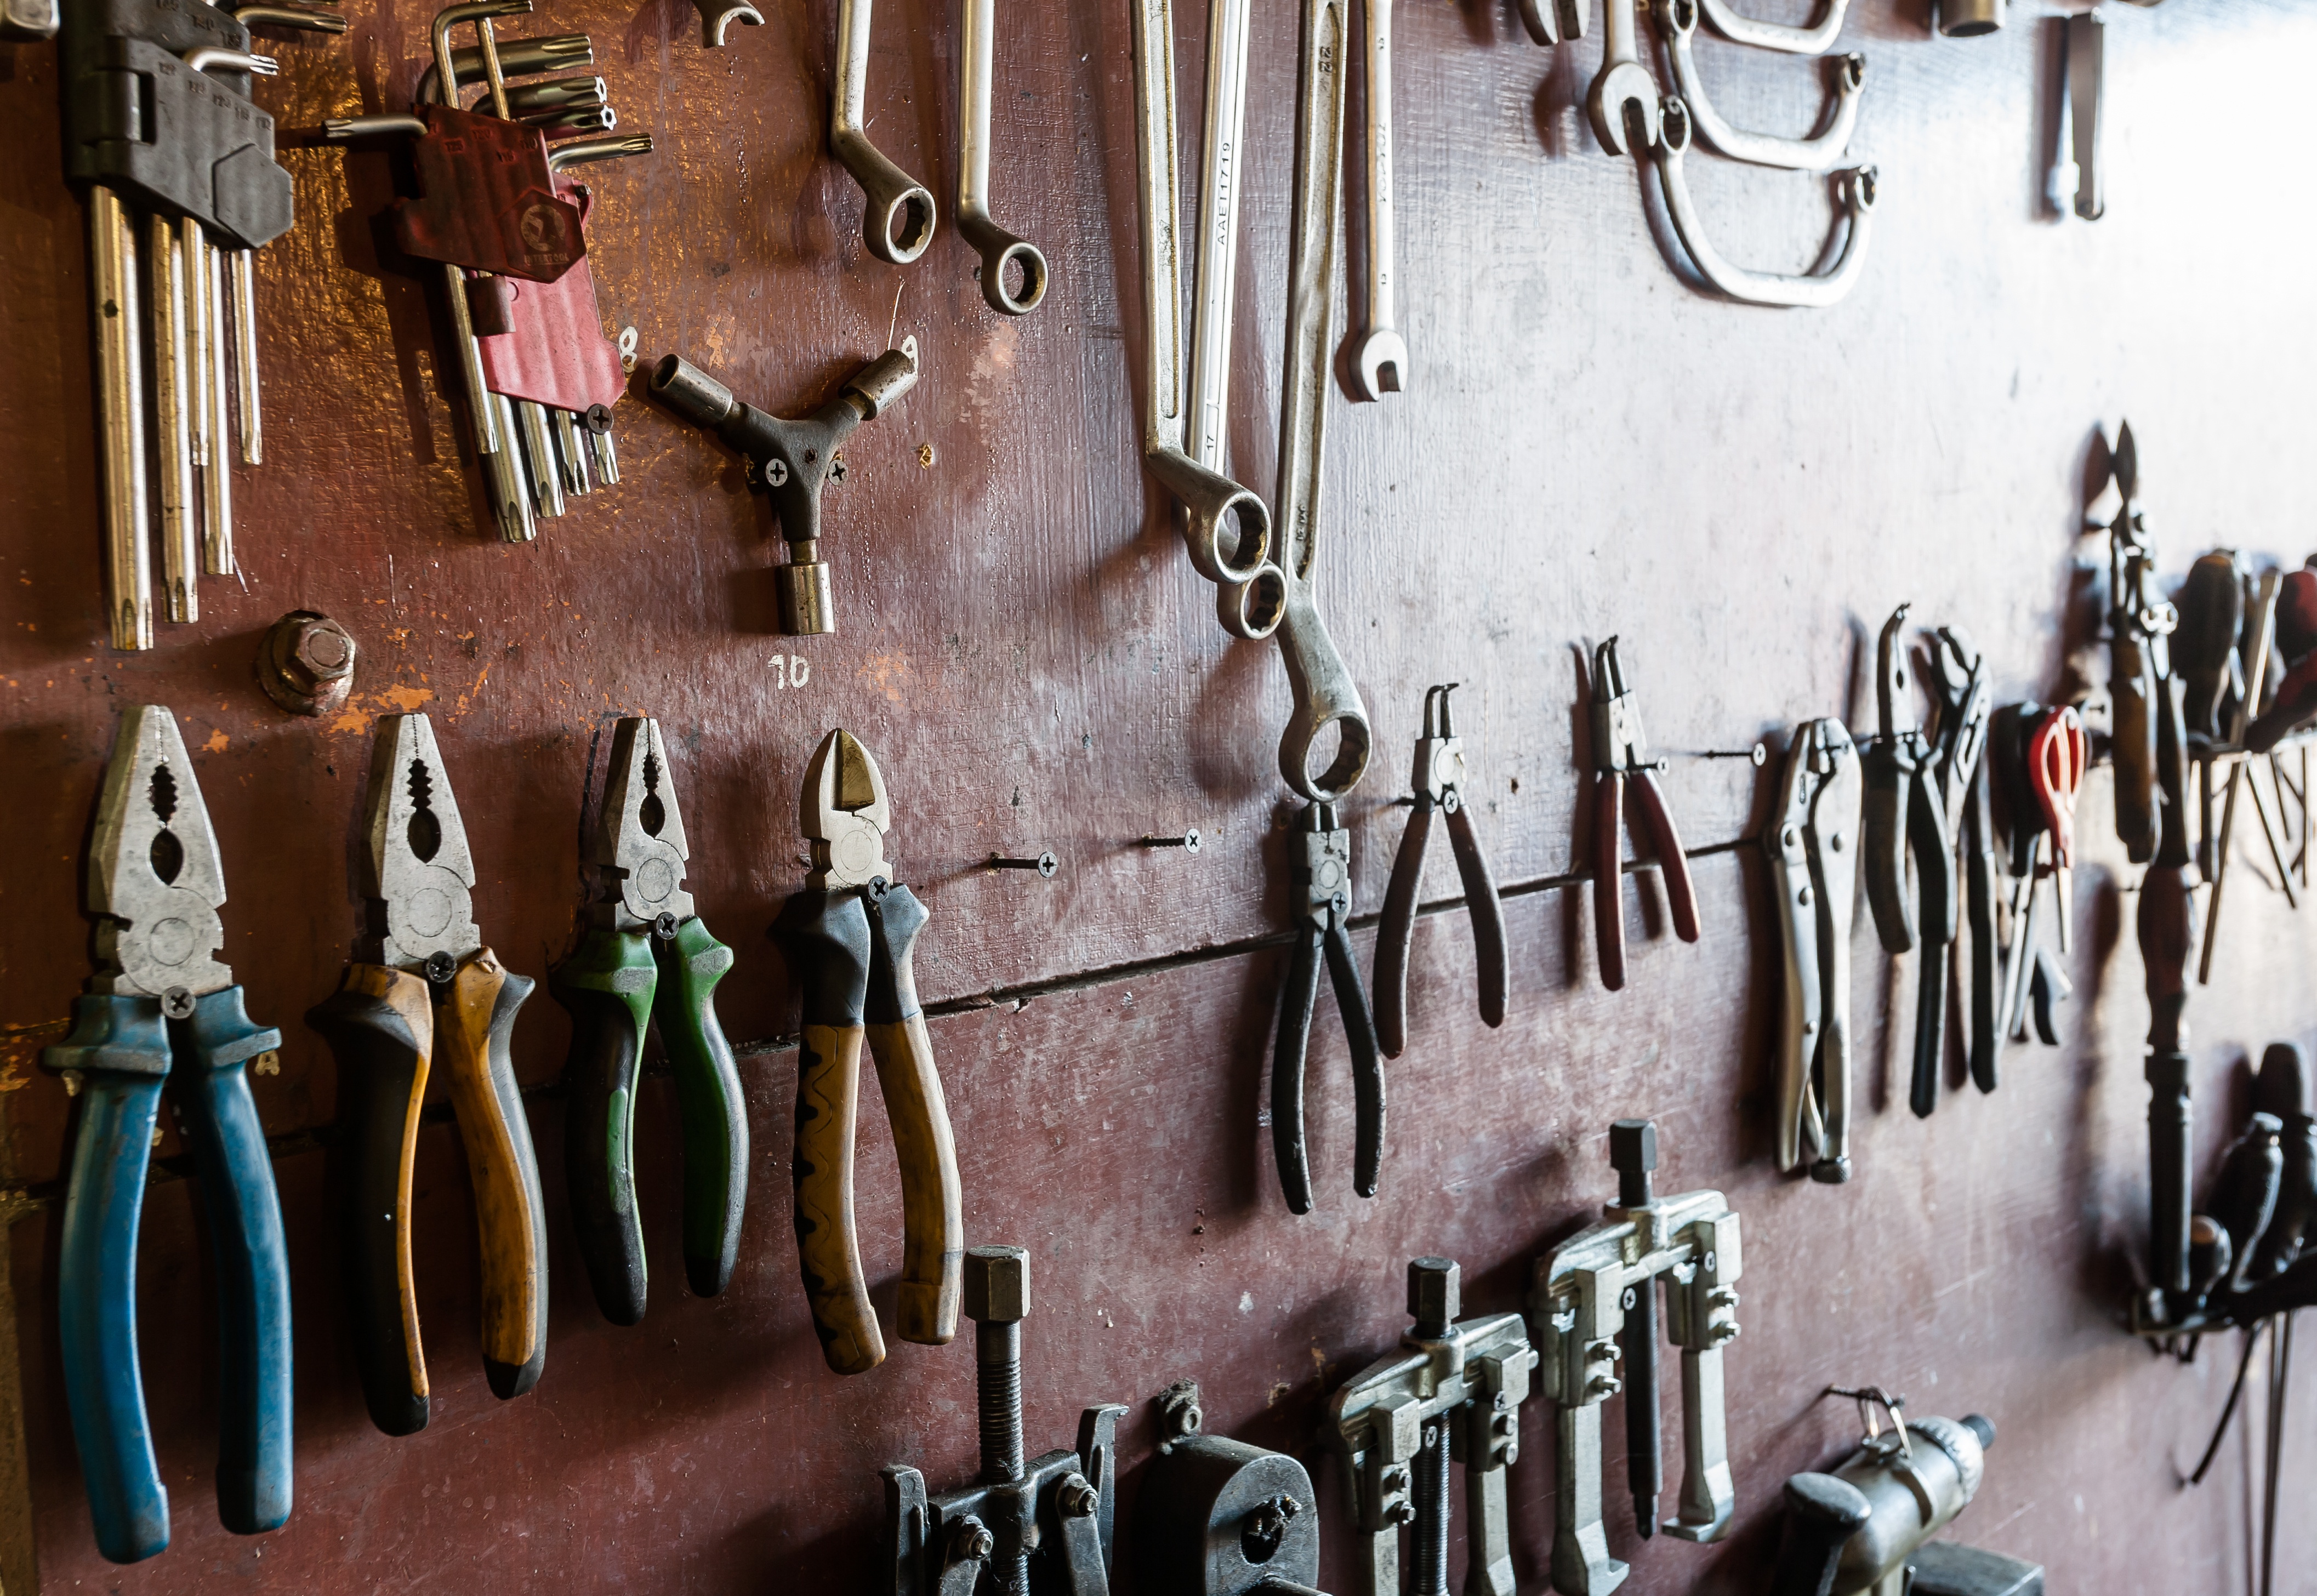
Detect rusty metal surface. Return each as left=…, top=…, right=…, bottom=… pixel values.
left=2, top=0, right=2315, bottom=1591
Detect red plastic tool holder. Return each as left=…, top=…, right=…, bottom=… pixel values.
left=390, top=104, right=585, bottom=282
left=471, top=252, right=625, bottom=413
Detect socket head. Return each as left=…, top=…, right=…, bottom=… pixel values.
left=1407, top=1257, right=1460, bottom=1332
left=1609, top=1119, right=1659, bottom=1176
left=965, top=1246, right=1029, bottom=1323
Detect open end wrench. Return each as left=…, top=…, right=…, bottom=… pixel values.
left=1349, top=0, right=1404, bottom=401
left=1656, top=0, right=1862, bottom=173
left=1652, top=98, right=1876, bottom=309
left=1129, top=0, right=1278, bottom=622
left=1518, top=0, right=1588, bottom=47
left=1695, top=0, right=1852, bottom=54
left=1264, top=0, right=1373, bottom=804
left=958, top=0, right=1046, bottom=314
left=1587, top=0, right=1660, bottom=157
left=833, top=0, right=936, bottom=264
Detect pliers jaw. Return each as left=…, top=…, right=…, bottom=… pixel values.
left=84, top=705, right=232, bottom=1006
left=802, top=727, right=893, bottom=891
left=1589, top=638, right=1659, bottom=774
left=360, top=713, right=482, bottom=982
left=587, top=716, right=694, bottom=934
left=1294, top=803, right=1353, bottom=927
left=1411, top=682, right=1467, bottom=806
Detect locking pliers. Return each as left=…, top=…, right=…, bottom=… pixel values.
left=1273, top=802, right=1385, bottom=1214
left=1588, top=639, right=1701, bottom=991
left=1764, top=719, right=1861, bottom=1182
left=1373, top=685, right=1507, bottom=1058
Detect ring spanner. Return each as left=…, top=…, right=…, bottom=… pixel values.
left=958, top=0, right=1046, bottom=313
left=833, top=0, right=935, bottom=264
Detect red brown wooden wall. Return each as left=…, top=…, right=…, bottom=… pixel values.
left=2, top=0, right=2312, bottom=1590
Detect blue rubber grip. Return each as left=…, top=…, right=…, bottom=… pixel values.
left=173, top=987, right=292, bottom=1536
left=44, top=994, right=173, bottom=1564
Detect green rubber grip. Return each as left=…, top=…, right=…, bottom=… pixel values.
left=553, top=928, right=658, bottom=1327
left=653, top=916, right=747, bottom=1299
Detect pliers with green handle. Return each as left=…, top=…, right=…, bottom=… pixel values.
left=43, top=705, right=291, bottom=1564
left=555, top=716, right=748, bottom=1325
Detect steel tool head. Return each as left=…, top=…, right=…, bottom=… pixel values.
left=801, top=728, right=892, bottom=891
left=588, top=716, right=693, bottom=933
left=2112, top=420, right=2137, bottom=509
left=1590, top=639, right=1656, bottom=773
left=361, top=713, right=481, bottom=979
left=1351, top=328, right=1408, bottom=404
left=87, top=705, right=232, bottom=1003
left=1412, top=683, right=1467, bottom=802
left=1875, top=605, right=1920, bottom=737
left=964, top=1246, right=1029, bottom=1323
left=1407, top=1257, right=1460, bottom=1335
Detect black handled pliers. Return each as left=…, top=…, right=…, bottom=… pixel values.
left=42, top=705, right=291, bottom=1563
left=1915, top=628, right=1990, bottom=1115
left=1766, top=718, right=1861, bottom=1183
left=1589, top=638, right=1701, bottom=991
left=1860, top=605, right=1957, bottom=1117
left=1274, top=801, right=1385, bottom=1215
left=553, top=717, right=748, bottom=1327
left=1373, top=685, right=1507, bottom=1058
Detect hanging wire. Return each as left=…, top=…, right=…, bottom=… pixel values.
left=2259, top=1311, right=2293, bottom=1596
left=2188, top=1318, right=2268, bottom=1486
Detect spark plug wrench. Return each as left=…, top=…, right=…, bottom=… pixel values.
left=1652, top=98, right=1877, bottom=309
left=1655, top=0, right=1864, bottom=172
left=1130, top=0, right=1277, bottom=626
left=833, top=0, right=935, bottom=264
left=1348, top=0, right=1404, bottom=400
left=958, top=0, right=1046, bottom=314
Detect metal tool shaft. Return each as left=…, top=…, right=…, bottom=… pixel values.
left=1410, top=1418, right=1451, bottom=1596
left=201, top=236, right=235, bottom=574
left=976, top=1316, right=1030, bottom=1594
left=149, top=213, right=197, bottom=624
left=1189, top=0, right=1254, bottom=471
left=90, top=187, right=152, bottom=651
left=229, top=249, right=263, bottom=464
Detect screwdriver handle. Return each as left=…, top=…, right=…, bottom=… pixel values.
left=436, top=951, right=548, bottom=1400
left=788, top=890, right=884, bottom=1375
left=864, top=886, right=962, bottom=1346
left=653, top=916, right=748, bottom=1300
left=555, top=928, right=657, bottom=1326
left=44, top=994, right=173, bottom=1564
left=307, top=964, right=435, bottom=1437
left=173, top=987, right=292, bottom=1535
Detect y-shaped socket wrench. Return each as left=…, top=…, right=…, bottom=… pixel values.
left=1350, top=0, right=1405, bottom=400
left=833, top=0, right=935, bottom=264
left=1652, top=98, right=1876, bottom=309
left=1696, top=0, right=1852, bottom=53
left=1130, top=0, right=1277, bottom=628
left=1655, top=0, right=1863, bottom=172
left=958, top=0, right=1047, bottom=312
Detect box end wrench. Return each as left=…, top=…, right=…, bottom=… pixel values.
left=833, top=0, right=935, bottom=264
left=958, top=0, right=1046, bottom=314
left=1349, top=0, right=1404, bottom=401
left=688, top=0, right=761, bottom=47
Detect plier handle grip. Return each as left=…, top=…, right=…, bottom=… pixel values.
left=1274, top=801, right=1385, bottom=1213
left=1861, top=606, right=1957, bottom=970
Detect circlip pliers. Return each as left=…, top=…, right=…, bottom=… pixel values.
left=43, top=706, right=291, bottom=1564
left=1589, top=638, right=1701, bottom=991
left=307, top=713, right=549, bottom=1436
left=1764, top=718, right=1861, bottom=1182
left=1374, top=685, right=1507, bottom=1058
left=779, top=729, right=963, bottom=1375
left=1274, top=801, right=1386, bottom=1215
left=554, top=717, right=748, bottom=1326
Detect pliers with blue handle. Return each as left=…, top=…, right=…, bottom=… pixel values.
left=42, top=705, right=291, bottom=1564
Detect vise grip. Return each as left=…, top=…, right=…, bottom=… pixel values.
left=1323, top=1259, right=1536, bottom=1596
left=1528, top=1122, right=1741, bottom=1595
left=1135, top=1382, right=1329, bottom=1596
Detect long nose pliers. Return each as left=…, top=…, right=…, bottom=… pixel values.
left=43, top=705, right=291, bottom=1564
left=554, top=717, right=748, bottom=1326
left=1373, top=684, right=1507, bottom=1058
left=1273, top=801, right=1386, bottom=1215
left=779, top=729, right=963, bottom=1375
left=1765, top=718, right=1862, bottom=1183
left=1588, top=637, right=1701, bottom=990
left=306, top=713, right=549, bottom=1436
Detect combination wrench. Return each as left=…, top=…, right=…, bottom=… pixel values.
left=1349, top=0, right=1404, bottom=400
left=1655, top=0, right=1863, bottom=172
left=832, top=0, right=935, bottom=264
left=958, top=0, right=1046, bottom=313
left=1651, top=98, right=1877, bottom=309
left=1249, top=0, right=1373, bottom=803
left=1695, top=0, right=1852, bottom=53
left=1129, top=0, right=1276, bottom=619
left=1587, top=0, right=1659, bottom=156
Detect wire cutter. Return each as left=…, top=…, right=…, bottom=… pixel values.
left=553, top=717, right=748, bottom=1327
left=1910, top=628, right=1989, bottom=1118
left=42, top=706, right=291, bottom=1564
left=1765, top=718, right=1861, bottom=1183
left=1588, top=637, right=1701, bottom=991
left=306, top=713, right=549, bottom=1437
left=1273, top=800, right=1385, bottom=1215
left=780, top=729, right=963, bottom=1375
left=1373, top=685, right=1507, bottom=1058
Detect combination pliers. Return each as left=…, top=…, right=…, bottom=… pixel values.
left=43, top=706, right=291, bottom=1564
left=307, top=713, right=549, bottom=1436
left=1912, top=628, right=1990, bottom=1117
left=1373, top=684, right=1507, bottom=1058
left=1860, top=606, right=1957, bottom=1115
left=1765, top=719, right=1861, bottom=1183
left=554, top=717, right=747, bottom=1326
left=1273, top=801, right=1385, bottom=1215
left=1587, top=637, right=1701, bottom=991
left=779, top=728, right=963, bottom=1375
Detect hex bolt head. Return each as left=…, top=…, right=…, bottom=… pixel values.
left=258, top=611, right=358, bottom=716
left=965, top=1245, right=1030, bottom=1323
left=1056, top=1473, right=1099, bottom=1519
left=1610, top=1119, right=1659, bottom=1208
left=1407, top=1257, right=1460, bottom=1336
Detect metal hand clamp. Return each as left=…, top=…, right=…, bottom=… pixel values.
left=883, top=1247, right=1125, bottom=1596
left=1323, top=1259, right=1535, bottom=1596
left=1765, top=718, right=1860, bottom=1182
left=1136, top=1381, right=1330, bottom=1596
left=1529, top=1121, right=1741, bottom=1595
left=650, top=341, right=919, bottom=635
left=1588, top=639, right=1701, bottom=991
left=1374, top=685, right=1507, bottom=1059
left=1273, top=802, right=1384, bottom=1215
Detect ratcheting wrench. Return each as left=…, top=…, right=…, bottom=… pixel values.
left=1349, top=0, right=1405, bottom=400
left=1695, top=0, right=1851, bottom=54
left=1251, top=0, right=1374, bottom=803
left=1588, top=0, right=1660, bottom=155
left=1654, top=0, right=1863, bottom=173
left=833, top=0, right=936, bottom=264
left=1766, top=719, right=1860, bottom=1182
left=1652, top=99, right=1877, bottom=309
left=958, top=0, right=1046, bottom=314
left=1129, top=0, right=1277, bottom=628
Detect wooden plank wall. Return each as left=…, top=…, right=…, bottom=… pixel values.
left=2, top=0, right=2313, bottom=1590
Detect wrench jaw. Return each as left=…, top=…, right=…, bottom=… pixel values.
left=838, top=142, right=938, bottom=265
left=1588, top=64, right=1663, bottom=158
left=1217, top=563, right=1288, bottom=643
left=1351, top=328, right=1409, bottom=403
